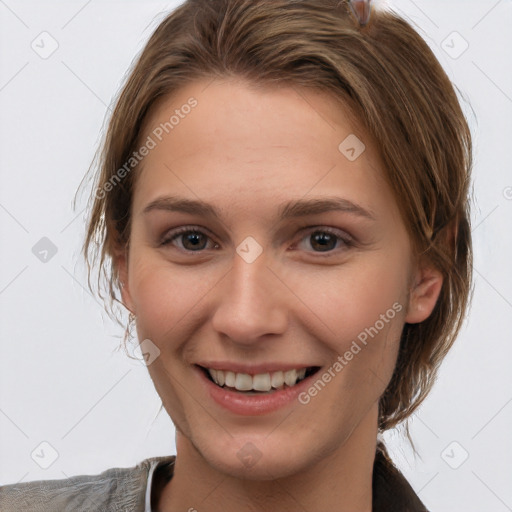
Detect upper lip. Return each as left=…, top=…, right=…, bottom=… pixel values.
left=195, top=362, right=321, bottom=375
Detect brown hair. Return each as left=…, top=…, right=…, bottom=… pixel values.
left=76, top=0, right=473, bottom=433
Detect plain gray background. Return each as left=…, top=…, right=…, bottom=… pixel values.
left=0, top=1, right=511, bottom=510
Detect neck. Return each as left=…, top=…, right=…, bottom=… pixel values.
left=157, top=405, right=378, bottom=512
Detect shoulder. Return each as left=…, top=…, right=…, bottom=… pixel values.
left=373, top=442, right=431, bottom=512
left=0, top=455, right=175, bottom=512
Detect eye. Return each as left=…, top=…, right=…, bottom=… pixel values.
left=294, top=227, right=354, bottom=255
left=160, top=226, right=218, bottom=252
left=160, top=225, right=355, bottom=255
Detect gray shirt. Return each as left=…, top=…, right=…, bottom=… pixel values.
left=0, top=455, right=176, bottom=512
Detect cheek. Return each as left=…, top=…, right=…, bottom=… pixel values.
left=283, top=256, right=409, bottom=349
left=128, top=256, right=215, bottom=342
left=282, top=256, right=408, bottom=398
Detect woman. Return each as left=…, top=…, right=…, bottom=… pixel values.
left=0, top=0, right=473, bottom=510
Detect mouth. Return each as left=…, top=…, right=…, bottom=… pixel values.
left=196, top=365, right=321, bottom=395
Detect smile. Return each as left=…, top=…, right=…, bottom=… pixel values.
left=195, top=363, right=322, bottom=415
left=201, top=366, right=320, bottom=393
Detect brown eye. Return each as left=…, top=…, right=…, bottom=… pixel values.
left=310, top=231, right=338, bottom=252
left=160, top=227, right=217, bottom=252
left=296, top=228, right=354, bottom=255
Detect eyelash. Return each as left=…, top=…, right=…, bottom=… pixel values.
left=159, top=225, right=355, bottom=256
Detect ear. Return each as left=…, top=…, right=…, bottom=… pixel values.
left=115, top=246, right=135, bottom=314
left=404, top=263, right=444, bottom=324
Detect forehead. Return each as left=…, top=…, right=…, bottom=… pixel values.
left=132, top=78, right=399, bottom=224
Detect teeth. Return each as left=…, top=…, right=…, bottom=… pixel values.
left=252, top=373, right=271, bottom=392
left=235, top=373, right=253, bottom=391
left=207, top=367, right=308, bottom=392
left=284, top=369, right=298, bottom=387
left=271, top=371, right=284, bottom=389
left=225, top=371, right=236, bottom=388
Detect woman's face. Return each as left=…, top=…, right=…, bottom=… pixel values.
left=118, top=78, right=441, bottom=479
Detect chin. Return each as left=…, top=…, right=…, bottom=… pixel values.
left=210, top=449, right=308, bottom=481
left=194, top=431, right=324, bottom=481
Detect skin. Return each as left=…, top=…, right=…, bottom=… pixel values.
left=116, top=77, right=443, bottom=512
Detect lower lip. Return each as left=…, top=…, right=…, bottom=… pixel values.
left=195, top=365, right=319, bottom=416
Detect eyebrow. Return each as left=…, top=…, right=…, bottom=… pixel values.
left=142, top=195, right=376, bottom=221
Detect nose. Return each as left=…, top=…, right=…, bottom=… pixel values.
left=211, top=248, right=288, bottom=345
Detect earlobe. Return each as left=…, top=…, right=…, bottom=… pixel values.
left=115, top=247, right=135, bottom=314
left=404, top=265, right=444, bottom=324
